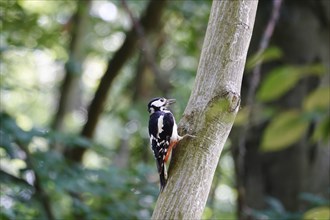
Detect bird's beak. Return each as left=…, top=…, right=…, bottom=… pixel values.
left=166, top=99, right=176, bottom=106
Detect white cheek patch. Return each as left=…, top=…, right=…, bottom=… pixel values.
left=157, top=115, right=164, bottom=138
left=152, top=99, right=165, bottom=107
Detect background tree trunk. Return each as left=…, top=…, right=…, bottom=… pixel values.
left=52, top=0, right=91, bottom=135
left=152, top=1, right=258, bottom=219
left=65, top=0, right=167, bottom=162
left=232, top=0, right=330, bottom=217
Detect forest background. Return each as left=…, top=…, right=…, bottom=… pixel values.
left=0, top=0, right=329, bottom=219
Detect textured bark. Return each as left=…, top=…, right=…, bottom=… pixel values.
left=65, top=0, right=167, bottom=162
left=152, top=1, right=258, bottom=219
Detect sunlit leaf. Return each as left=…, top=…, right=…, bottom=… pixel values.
left=261, top=110, right=309, bottom=152
left=246, top=46, right=283, bottom=71
left=303, top=206, right=330, bottom=220
left=303, top=87, right=330, bottom=112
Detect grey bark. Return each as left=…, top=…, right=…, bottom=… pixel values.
left=152, top=0, right=258, bottom=219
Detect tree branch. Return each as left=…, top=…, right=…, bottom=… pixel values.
left=235, top=0, right=282, bottom=217
left=65, top=0, right=168, bottom=162
left=152, top=1, right=258, bottom=219
left=121, top=0, right=171, bottom=94
left=246, top=0, right=282, bottom=106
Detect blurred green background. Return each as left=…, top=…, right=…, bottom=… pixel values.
left=0, top=0, right=329, bottom=219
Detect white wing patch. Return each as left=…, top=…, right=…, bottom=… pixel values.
left=150, top=135, right=156, bottom=150
left=157, top=115, right=164, bottom=138
left=171, top=119, right=179, bottom=142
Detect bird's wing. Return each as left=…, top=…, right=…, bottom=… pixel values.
left=159, top=112, right=174, bottom=143
left=148, top=112, right=174, bottom=172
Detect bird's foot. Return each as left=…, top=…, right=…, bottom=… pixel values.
left=179, top=134, right=196, bottom=141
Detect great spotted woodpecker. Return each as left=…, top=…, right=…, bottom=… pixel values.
left=148, top=97, right=194, bottom=191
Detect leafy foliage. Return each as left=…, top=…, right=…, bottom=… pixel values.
left=303, top=87, right=330, bottom=112
left=257, top=64, right=325, bottom=102
left=1, top=0, right=328, bottom=218
left=250, top=192, right=330, bottom=220
left=246, top=46, right=283, bottom=71
left=244, top=47, right=329, bottom=152
left=0, top=1, right=219, bottom=219
left=0, top=112, right=159, bottom=220
left=303, top=207, right=330, bottom=220
left=301, top=192, right=330, bottom=220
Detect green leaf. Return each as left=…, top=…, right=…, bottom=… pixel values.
left=234, top=107, right=250, bottom=126
left=47, top=131, right=91, bottom=149
left=261, top=110, right=309, bottom=152
left=257, top=66, right=300, bottom=102
left=0, top=131, right=16, bottom=158
left=0, top=112, right=33, bottom=145
left=299, top=64, right=326, bottom=76
left=312, top=116, right=330, bottom=143
left=257, top=64, right=326, bottom=102
left=246, top=46, right=283, bottom=70
left=303, top=87, right=330, bottom=112
left=303, top=207, right=330, bottom=220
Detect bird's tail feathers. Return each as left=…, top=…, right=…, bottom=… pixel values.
left=159, top=164, right=167, bottom=192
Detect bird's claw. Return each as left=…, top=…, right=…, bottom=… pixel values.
left=179, top=134, right=196, bottom=140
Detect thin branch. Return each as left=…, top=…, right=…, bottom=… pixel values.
left=246, top=0, right=283, bottom=106
left=236, top=0, right=283, bottom=218
left=121, top=0, right=171, bottom=94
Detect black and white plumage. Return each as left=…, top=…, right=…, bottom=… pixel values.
left=147, top=97, right=181, bottom=191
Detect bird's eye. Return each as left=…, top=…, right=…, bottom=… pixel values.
left=160, top=98, right=165, bottom=102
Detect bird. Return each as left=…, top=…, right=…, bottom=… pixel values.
left=147, top=97, right=194, bottom=191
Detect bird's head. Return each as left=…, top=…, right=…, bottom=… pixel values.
left=147, top=97, right=176, bottom=114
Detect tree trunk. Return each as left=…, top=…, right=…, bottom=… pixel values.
left=52, top=0, right=91, bottom=135
left=152, top=0, right=258, bottom=219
